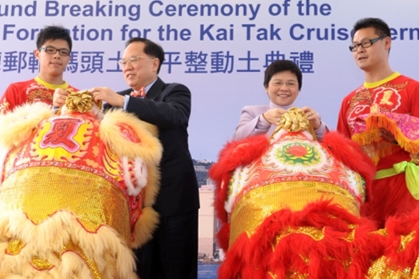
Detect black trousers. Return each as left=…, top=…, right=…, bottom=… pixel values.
left=135, top=210, right=198, bottom=279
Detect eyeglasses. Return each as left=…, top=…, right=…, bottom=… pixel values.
left=39, top=46, right=71, bottom=56
left=273, top=81, right=298, bottom=88
left=349, top=36, right=386, bottom=52
left=118, top=55, right=150, bottom=67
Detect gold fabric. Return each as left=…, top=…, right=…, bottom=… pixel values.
left=6, top=239, right=25, bottom=255
left=412, top=257, right=419, bottom=279
left=367, top=257, right=412, bottom=279
left=64, top=89, right=103, bottom=112
left=367, top=232, right=418, bottom=278
left=272, top=107, right=317, bottom=141
left=65, top=89, right=95, bottom=113
left=229, top=181, right=360, bottom=246
left=400, top=232, right=416, bottom=251
left=6, top=239, right=102, bottom=278
left=0, top=166, right=131, bottom=244
left=275, top=226, right=325, bottom=243
left=62, top=241, right=102, bottom=279
left=31, top=256, right=54, bottom=270
left=259, top=272, right=310, bottom=279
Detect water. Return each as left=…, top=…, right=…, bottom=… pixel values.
left=198, top=263, right=220, bottom=279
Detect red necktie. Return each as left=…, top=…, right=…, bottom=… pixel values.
left=130, top=86, right=146, bottom=98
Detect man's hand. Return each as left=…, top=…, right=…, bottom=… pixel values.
left=53, top=88, right=69, bottom=108
left=90, top=87, right=125, bottom=107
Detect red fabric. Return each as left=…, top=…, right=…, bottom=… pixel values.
left=0, top=78, right=78, bottom=114
left=361, top=172, right=419, bottom=228
left=337, top=74, right=419, bottom=227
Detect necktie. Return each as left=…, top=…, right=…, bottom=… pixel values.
left=130, top=86, right=146, bottom=98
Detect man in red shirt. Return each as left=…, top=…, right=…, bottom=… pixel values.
left=0, top=25, right=77, bottom=113
left=337, top=17, right=419, bottom=228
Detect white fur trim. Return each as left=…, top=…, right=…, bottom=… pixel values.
left=133, top=158, right=148, bottom=191
left=122, top=156, right=147, bottom=196
left=225, top=166, right=243, bottom=213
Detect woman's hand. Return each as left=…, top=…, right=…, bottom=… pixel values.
left=301, top=106, right=322, bottom=129
left=262, top=108, right=288, bottom=125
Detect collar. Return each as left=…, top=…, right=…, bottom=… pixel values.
left=144, top=78, right=158, bottom=95
left=364, top=72, right=400, bottom=89
left=34, top=76, right=69, bottom=90
left=269, top=101, right=294, bottom=110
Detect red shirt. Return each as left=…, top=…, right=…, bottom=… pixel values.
left=0, top=76, right=77, bottom=114
left=337, top=72, right=419, bottom=227
left=337, top=72, right=419, bottom=170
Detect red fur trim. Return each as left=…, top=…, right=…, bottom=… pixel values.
left=218, top=233, right=250, bottom=279
left=209, top=135, right=269, bottom=224
left=382, top=207, right=419, bottom=269
left=347, top=221, right=386, bottom=278
left=216, top=223, right=230, bottom=252
left=209, top=135, right=269, bottom=182
left=218, top=201, right=384, bottom=279
left=321, top=132, right=376, bottom=202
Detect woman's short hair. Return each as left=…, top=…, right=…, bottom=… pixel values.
left=264, top=60, right=302, bottom=90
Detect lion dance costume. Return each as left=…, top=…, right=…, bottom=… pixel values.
left=210, top=108, right=419, bottom=279
left=0, top=90, right=162, bottom=278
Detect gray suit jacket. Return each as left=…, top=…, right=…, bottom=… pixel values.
left=232, top=105, right=274, bottom=140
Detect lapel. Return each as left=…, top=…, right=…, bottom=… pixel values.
left=145, top=78, right=165, bottom=100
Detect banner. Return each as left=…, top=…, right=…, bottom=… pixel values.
left=1, top=0, right=418, bottom=161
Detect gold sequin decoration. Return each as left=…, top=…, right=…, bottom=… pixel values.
left=6, top=239, right=25, bottom=255
left=7, top=240, right=103, bottom=277
left=62, top=241, right=102, bottom=279
left=342, top=226, right=356, bottom=242
left=399, top=231, right=416, bottom=252
left=274, top=226, right=325, bottom=244
left=0, top=166, right=131, bottom=244
left=412, top=256, right=419, bottom=279
left=31, top=256, right=54, bottom=270
left=372, top=228, right=388, bottom=237
left=367, top=256, right=412, bottom=279
left=287, top=271, right=310, bottom=279
left=229, top=181, right=360, bottom=245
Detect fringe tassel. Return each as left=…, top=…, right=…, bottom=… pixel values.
left=367, top=115, right=419, bottom=154
left=353, top=114, right=419, bottom=163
